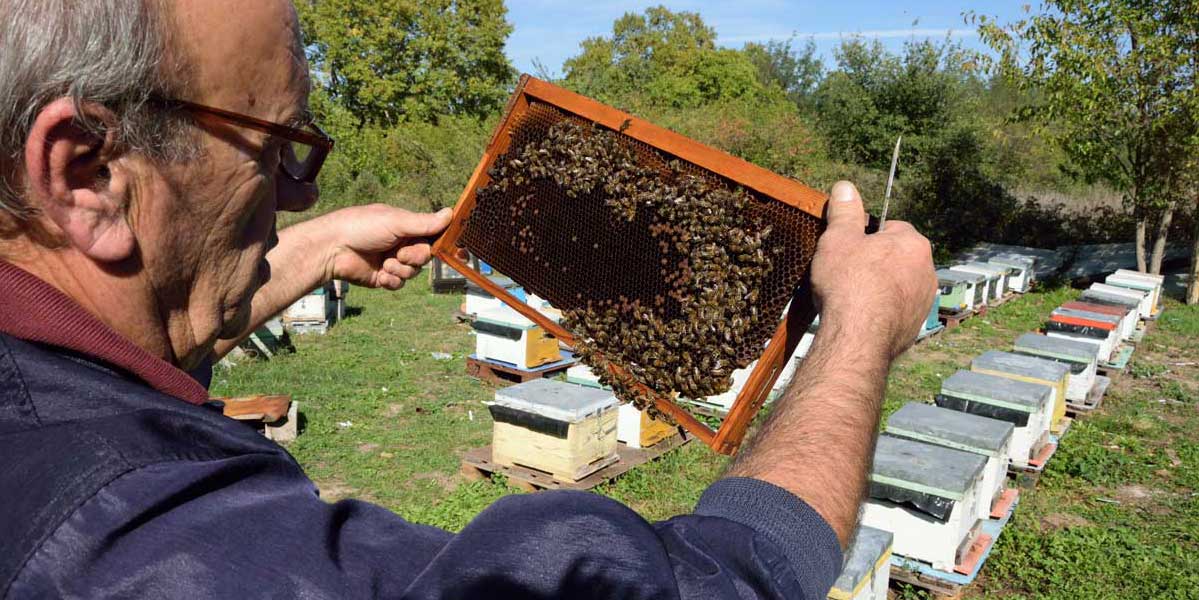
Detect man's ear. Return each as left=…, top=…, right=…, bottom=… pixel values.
left=24, top=97, right=135, bottom=262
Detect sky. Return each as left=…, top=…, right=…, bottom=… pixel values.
left=505, top=1, right=1032, bottom=77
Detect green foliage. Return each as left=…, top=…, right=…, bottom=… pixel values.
left=562, top=6, right=781, bottom=109
left=297, top=0, right=515, bottom=125
left=743, top=37, right=823, bottom=107
left=975, top=1, right=1198, bottom=216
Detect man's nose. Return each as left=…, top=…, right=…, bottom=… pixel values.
left=277, top=176, right=319, bottom=212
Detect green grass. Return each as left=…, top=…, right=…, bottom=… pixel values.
left=211, top=279, right=1199, bottom=597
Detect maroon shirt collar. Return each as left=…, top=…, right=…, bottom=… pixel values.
left=0, top=260, right=209, bottom=405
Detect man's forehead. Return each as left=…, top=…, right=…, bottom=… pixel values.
left=172, top=0, right=308, bottom=114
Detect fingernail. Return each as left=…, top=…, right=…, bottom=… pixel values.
left=437, top=207, right=452, bottom=217
left=831, top=182, right=856, bottom=202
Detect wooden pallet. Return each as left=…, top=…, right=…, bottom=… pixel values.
left=460, top=433, right=690, bottom=492
left=889, top=491, right=1017, bottom=599
left=1009, top=441, right=1059, bottom=488
left=938, top=308, right=975, bottom=331
left=1066, top=375, right=1111, bottom=417
left=1097, top=345, right=1135, bottom=377
left=465, top=352, right=577, bottom=386
left=915, top=324, right=946, bottom=345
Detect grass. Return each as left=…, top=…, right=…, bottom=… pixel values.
left=211, top=278, right=1199, bottom=597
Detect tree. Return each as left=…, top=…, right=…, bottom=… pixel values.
left=561, top=6, right=777, bottom=109
left=813, top=38, right=979, bottom=171
left=976, top=1, right=1198, bottom=275
left=743, top=37, right=823, bottom=107
left=296, top=0, right=515, bottom=126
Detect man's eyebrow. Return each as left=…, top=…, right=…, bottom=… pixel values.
left=284, top=108, right=315, bottom=129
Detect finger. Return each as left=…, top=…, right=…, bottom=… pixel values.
left=396, top=242, right=433, bottom=266
left=378, top=272, right=405, bottom=290
left=824, top=181, right=867, bottom=234
left=392, top=206, right=454, bottom=239
left=877, top=220, right=917, bottom=235
left=383, top=258, right=420, bottom=280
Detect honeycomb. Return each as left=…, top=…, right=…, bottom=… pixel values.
left=461, top=101, right=823, bottom=418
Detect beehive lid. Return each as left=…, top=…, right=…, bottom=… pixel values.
left=1080, top=290, right=1140, bottom=310
left=565, top=364, right=604, bottom=388
left=871, top=435, right=986, bottom=501
left=942, top=369, right=1052, bottom=412
left=1051, top=307, right=1121, bottom=328
left=965, top=261, right=1010, bottom=275
left=1114, top=268, right=1165, bottom=283
left=465, top=275, right=519, bottom=294
left=973, top=350, right=1070, bottom=383
left=949, top=265, right=997, bottom=281
left=886, top=402, right=1013, bottom=457
left=1105, top=274, right=1155, bottom=292
left=493, top=378, right=617, bottom=422
left=1062, top=300, right=1127, bottom=319
left=988, top=254, right=1035, bottom=270
left=1090, top=282, right=1149, bottom=299
left=832, top=526, right=893, bottom=593
left=476, top=305, right=560, bottom=330
left=936, top=268, right=982, bottom=285
left=1014, top=333, right=1098, bottom=364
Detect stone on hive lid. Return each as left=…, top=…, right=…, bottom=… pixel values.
left=972, top=350, right=1070, bottom=383
left=887, top=403, right=1013, bottom=457
left=871, top=435, right=987, bottom=500
left=1014, top=333, right=1098, bottom=363
left=942, top=370, right=1051, bottom=412
left=492, top=379, right=617, bottom=423
left=833, top=526, right=893, bottom=593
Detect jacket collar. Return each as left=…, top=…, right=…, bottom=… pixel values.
left=0, top=260, right=209, bottom=405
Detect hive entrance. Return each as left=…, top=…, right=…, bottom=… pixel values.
left=438, top=76, right=826, bottom=453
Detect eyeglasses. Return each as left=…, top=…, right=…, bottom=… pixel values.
left=170, top=99, right=334, bottom=184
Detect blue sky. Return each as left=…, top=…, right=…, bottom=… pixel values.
left=505, top=1, right=1031, bottom=77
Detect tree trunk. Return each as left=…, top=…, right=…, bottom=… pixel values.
left=1149, top=205, right=1174, bottom=275
left=1188, top=195, right=1199, bottom=305
left=1136, top=216, right=1148, bottom=272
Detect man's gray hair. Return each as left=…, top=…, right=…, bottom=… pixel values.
left=0, top=0, right=193, bottom=220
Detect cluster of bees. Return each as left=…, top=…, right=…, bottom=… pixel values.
left=470, top=118, right=779, bottom=419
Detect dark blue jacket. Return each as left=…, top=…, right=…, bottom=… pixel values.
left=0, top=333, right=841, bottom=599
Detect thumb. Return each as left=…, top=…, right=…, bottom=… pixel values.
left=395, top=206, right=454, bottom=239
left=824, top=181, right=866, bottom=233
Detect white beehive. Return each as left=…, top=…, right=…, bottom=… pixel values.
left=284, top=283, right=333, bottom=322
left=886, top=403, right=1014, bottom=523
left=463, top=276, right=525, bottom=316
left=1079, top=289, right=1141, bottom=340
left=1013, top=333, right=1099, bottom=402
left=1046, top=307, right=1121, bottom=363
left=565, top=364, right=606, bottom=389
left=472, top=305, right=562, bottom=369
left=988, top=254, right=1036, bottom=293
left=1109, top=269, right=1163, bottom=315
left=489, top=379, right=618, bottom=481
left=615, top=403, right=675, bottom=449
left=938, top=268, right=986, bottom=311
left=860, top=435, right=987, bottom=571
left=828, top=526, right=893, bottom=600
left=1091, top=282, right=1153, bottom=319
left=951, top=262, right=1008, bottom=302
left=937, top=370, right=1052, bottom=469
left=972, top=350, right=1071, bottom=434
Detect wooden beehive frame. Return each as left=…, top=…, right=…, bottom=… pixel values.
left=432, top=75, right=828, bottom=454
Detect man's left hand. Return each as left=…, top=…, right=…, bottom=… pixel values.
left=320, top=204, right=453, bottom=290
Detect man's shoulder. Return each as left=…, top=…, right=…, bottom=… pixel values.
left=0, top=333, right=295, bottom=592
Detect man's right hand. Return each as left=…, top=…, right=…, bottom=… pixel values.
left=809, top=181, right=936, bottom=360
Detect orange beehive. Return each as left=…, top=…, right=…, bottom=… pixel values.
left=432, top=75, right=828, bottom=454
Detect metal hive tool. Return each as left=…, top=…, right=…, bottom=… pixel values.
left=433, top=75, right=828, bottom=454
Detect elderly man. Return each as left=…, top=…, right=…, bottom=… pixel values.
left=0, top=1, right=934, bottom=599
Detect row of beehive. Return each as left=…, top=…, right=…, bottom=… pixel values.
left=833, top=267, right=1166, bottom=600
left=935, top=254, right=1037, bottom=315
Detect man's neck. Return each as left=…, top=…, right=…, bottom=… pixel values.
left=3, top=241, right=181, bottom=365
